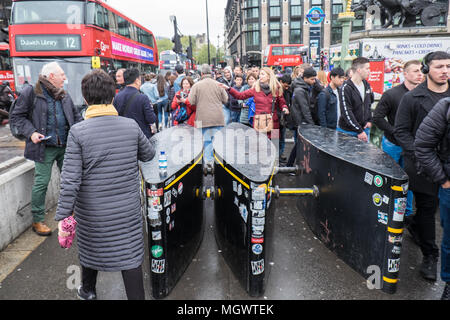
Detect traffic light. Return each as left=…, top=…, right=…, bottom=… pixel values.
left=172, top=36, right=182, bottom=54
left=187, top=46, right=193, bottom=60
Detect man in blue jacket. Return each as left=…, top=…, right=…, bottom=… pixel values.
left=114, top=68, right=157, bottom=139
left=317, top=67, right=345, bottom=129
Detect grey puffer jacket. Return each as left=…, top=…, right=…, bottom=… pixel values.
left=55, top=114, right=155, bottom=272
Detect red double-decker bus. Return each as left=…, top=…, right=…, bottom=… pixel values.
left=0, top=43, right=15, bottom=92
left=9, top=0, right=159, bottom=108
left=263, top=44, right=308, bottom=72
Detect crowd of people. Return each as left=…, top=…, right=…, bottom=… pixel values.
left=6, top=49, right=450, bottom=300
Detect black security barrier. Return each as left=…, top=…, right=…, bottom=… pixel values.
left=140, top=125, right=204, bottom=299
left=212, top=123, right=279, bottom=297
left=295, top=125, right=409, bottom=294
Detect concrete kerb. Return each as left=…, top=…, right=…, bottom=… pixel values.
left=0, top=157, right=61, bottom=252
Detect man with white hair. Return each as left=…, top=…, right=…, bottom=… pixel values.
left=187, top=64, right=228, bottom=165
left=10, top=61, right=82, bottom=236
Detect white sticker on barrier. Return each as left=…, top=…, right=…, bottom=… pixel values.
left=364, top=172, right=373, bottom=185
left=251, top=259, right=265, bottom=275
left=388, top=258, right=400, bottom=273
left=151, top=259, right=165, bottom=273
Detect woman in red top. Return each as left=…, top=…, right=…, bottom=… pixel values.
left=171, top=76, right=196, bottom=127
left=218, top=67, right=289, bottom=137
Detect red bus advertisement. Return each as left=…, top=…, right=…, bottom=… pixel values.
left=9, top=0, right=159, bottom=108
left=263, top=44, right=308, bottom=71
left=0, top=43, right=15, bottom=92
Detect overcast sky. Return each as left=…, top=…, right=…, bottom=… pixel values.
left=104, top=0, right=227, bottom=43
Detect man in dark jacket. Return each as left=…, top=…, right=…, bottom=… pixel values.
left=10, top=62, right=82, bottom=236
left=286, top=68, right=316, bottom=167
left=114, top=68, right=157, bottom=139
left=337, top=57, right=374, bottom=143
left=317, top=67, right=345, bottom=129
left=279, top=74, right=293, bottom=161
left=394, top=51, right=450, bottom=281
left=415, top=97, right=450, bottom=300
left=373, top=60, right=423, bottom=219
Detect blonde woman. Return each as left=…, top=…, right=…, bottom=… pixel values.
left=317, top=70, right=329, bottom=87
left=218, top=67, right=289, bottom=138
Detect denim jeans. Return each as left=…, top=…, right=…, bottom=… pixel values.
left=336, top=127, right=371, bottom=141
left=279, top=126, right=286, bottom=156
left=156, top=100, right=169, bottom=128
left=202, top=126, right=222, bottom=164
left=222, top=105, right=231, bottom=126
left=439, top=187, right=450, bottom=282
left=382, top=136, right=414, bottom=216
left=230, top=110, right=241, bottom=123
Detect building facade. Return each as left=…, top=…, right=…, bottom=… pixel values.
left=225, top=0, right=450, bottom=67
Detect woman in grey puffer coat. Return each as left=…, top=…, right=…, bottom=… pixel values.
left=55, top=70, right=155, bottom=300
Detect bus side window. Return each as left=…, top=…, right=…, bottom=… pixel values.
left=108, top=10, right=118, bottom=34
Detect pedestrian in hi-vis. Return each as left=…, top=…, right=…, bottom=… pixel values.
left=55, top=69, right=156, bottom=300
left=10, top=61, right=82, bottom=236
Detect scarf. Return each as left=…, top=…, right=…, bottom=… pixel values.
left=39, top=75, right=66, bottom=101
left=260, top=83, right=271, bottom=96
left=84, top=104, right=119, bottom=120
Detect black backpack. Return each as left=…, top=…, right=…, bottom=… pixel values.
left=9, top=86, right=37, bottom=141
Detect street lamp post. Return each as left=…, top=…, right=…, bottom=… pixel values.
left=337, top=0, right=356, bottom=71
left=206, top=0, right=211, bottom=65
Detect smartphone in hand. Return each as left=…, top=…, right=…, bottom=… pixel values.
left=40, top=136, right=52, bottom=141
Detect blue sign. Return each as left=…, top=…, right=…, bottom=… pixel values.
left=307, top=7, right=326, bottom=25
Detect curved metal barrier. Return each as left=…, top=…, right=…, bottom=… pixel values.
left=140, top=125, right=204, bottom=299
left=139, top=122, right=409, bottom=298
left=212, top=123, right=278, bottom=297
left=296, top=125, right=409, bottom=294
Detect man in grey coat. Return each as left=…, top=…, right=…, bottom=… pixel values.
left=55, top=70, right=155, bottom=300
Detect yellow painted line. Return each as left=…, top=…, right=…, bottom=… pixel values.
left=214, top=154, right=250, bottom=190
left=280, top=190, right=314, bottom=194
left=391, top=186, right=403, bottom=192
left=383, top=276, right=398, bottom=284
left=388, top=227, right=404, bottom=234
left=267, top=164, right=277, bottom=191
left=270, top=188, right=314, bottom=195
left=164, top=153, right=203, bottom=190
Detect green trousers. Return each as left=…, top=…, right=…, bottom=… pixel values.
left=31, top=146, right=65, bottom=223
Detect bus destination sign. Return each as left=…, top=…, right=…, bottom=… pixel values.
left=15, top=35, right=82, bottom=52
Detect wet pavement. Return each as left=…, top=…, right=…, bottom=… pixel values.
left=0, top=139, right=445, bottom=300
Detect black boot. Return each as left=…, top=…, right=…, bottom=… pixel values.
left=77, top=286, right=97, bottom=300
left=420, top=255, right=438, bottom=281
left=441, top=283, right=450, bottom=300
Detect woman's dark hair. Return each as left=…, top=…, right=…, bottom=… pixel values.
left=82, top=69, right=116, bottom=105
left=123, top=68, right=140, bottom=85
left=157, top=74, right=166, bottom=97
left=181, top=76, right=194, bottom=89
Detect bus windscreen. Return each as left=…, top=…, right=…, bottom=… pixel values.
left=12, top=1, right=84, bottom=25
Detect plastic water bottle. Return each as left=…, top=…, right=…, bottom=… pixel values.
left=159, top=151, right=168, bottom=178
